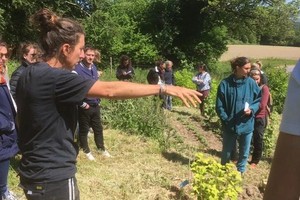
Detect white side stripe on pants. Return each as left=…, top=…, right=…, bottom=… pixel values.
left=68, top=178, right=75, bottom=200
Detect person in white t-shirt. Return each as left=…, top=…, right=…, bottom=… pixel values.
left=264, top=60, right=300, bottom=200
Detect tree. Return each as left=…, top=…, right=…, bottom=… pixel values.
left=0, top=0, right=90, bottom=54
left=203, top=0, right=300, bottom=45
left=139, top=0, right=228, bottom=66
left=83, top=0, right=158, bottom=66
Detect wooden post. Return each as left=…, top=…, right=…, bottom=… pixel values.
left=110, top=56, right=113, bottom=76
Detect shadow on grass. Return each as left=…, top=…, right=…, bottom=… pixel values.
left=261, top=156, right=272, bottom=164
left=161, top=151, right=190, bottom=166
left=168, top=185, right=192, bottom=200
left=171, top=110, right=193, bottom=117
left=204, top=148, right=222, bottom=158
left=10, top=154, right=21, bottom=172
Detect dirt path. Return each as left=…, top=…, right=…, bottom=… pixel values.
left=220, top=45, right=300, bottom=61
left=167, top=106, right=222, bottom=154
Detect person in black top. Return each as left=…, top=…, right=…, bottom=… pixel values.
left=116, top=55, right=134, bottom=81
left=164, top=60, right=175, bottom=110
left=16, top=8, right=202, bottom=200
left=9, top=42, right=39, bottom=100
left=147, top=59, right=165, bottom=85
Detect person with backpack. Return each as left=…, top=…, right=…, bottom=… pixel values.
left=147, top=59, right=165, bottom=85
left=249, top=68, right=270, bottom=167
left=192, top=63, right=211, bottom=116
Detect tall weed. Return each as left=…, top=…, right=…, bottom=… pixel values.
left=101, top=97, right=166, bottom=142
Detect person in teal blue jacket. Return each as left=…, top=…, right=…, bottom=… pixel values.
left=216, top=57, right=261, bottom=173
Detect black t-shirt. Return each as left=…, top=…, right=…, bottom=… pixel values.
left=16, top=62, right=96, bottom=182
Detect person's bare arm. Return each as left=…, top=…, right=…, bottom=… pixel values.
left=87, top=81, right=201, bottom=107
left=264, top=132, right=300, bottom=200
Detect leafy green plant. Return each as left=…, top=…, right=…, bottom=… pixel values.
left=191, top=153, right=242, bottom=200
left=174, top=68, right=195, bottom=89
left=263, top=112, right=280, bottom=158
left=173, top=67, right=195, bottom=106
left=101, top=97, right=166, bottom=144
left=263, top=61, right=290, bottom=114
left=176, top=115, right=208, bottom=146
left=6, top=60, right=19, bottom=76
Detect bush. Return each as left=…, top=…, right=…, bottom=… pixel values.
left=201, top=80, right=222, bottom=134
left=173, top=68, right=195, bottom=106
left=101, top=97, right=166, bottom=143
left=6, top=60, right=19, bottom=76
left=262, top=60, right=291, bottom=114
left=263, top=112, right=281, bottom=158
left=191, top=153, right=242, bottom=200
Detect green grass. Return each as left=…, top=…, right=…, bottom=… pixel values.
left=8, top=106, right=281, bottom=200
left=9, top=129, right=197, bottom=200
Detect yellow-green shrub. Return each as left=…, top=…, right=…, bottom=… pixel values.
left=191, top=153, right=242, bottom=200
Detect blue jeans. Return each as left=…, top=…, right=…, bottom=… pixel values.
left=165, top=95, right=172, bottom=110
left=221, top=131, right=253, bottom=173
left=0, top=159, right=10, bottom=196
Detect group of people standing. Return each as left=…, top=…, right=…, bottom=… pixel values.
left=146, top=59, right=175, bottom=110
left=0, top=8, right=201, bottom=200
left=190, top=57, right=270, bottom=174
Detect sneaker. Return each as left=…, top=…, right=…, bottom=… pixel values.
left=86, top=152, right=95, bottom=161
left=231, top=160, right=238, bottom=164
left=101, top=150, right=112, bottom=158
left=2, top=191, right=17, bottom=200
